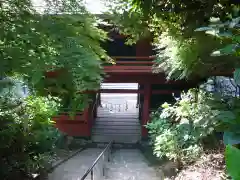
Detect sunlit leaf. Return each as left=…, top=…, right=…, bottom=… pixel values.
left=194, top=27, right=215, bottom=32
left=211, top=44, right=237, bottom=56
left=225, top=145, right=240, bottom=179
left=205, top=29, right=219, bottom=36
left=211, top=50, right=221, bottom=56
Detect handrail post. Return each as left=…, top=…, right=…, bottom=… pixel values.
left=102, top=154, right=105, bottom=177
left=80, top=141, right=113, bottom=180
left=108, top=145, right=111, bottom=162
left=91, top=169, right=93, bottom=180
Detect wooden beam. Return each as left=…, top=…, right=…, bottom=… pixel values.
left=152, top=90, right=180, bottom=94
left=104, top=74, right=187, bottom=84
left=111, top=56, right=155, bottom=60
left=111, top=61, right=154, bottom=65
left=80, top=89, right=180, bottom=94
left=99, top=89, right=143, bottom=93
left=80, top=89, right=141, bottom=94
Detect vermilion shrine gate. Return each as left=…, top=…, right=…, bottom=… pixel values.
left=48, top=27, right=232, bottom=140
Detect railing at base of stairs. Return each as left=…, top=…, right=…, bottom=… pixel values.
left=80, top=141, right=113, bottom=180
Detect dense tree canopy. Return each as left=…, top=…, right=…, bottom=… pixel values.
left=0, top=1, right=111, bottom=178
left=103, top=0, right=240, bottom=80
left=1, top=0, right=110, bottom=109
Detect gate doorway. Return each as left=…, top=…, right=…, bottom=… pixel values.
left=99, top=83, right=138, bottom=114
left=92, top=83, right=141, bottom=143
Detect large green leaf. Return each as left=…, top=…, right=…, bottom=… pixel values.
left=233, top=35, right=240, bottom=42
left=211, top=44, right=237, bottom=56
left=194, top=27, right=215, bottom=32
left=225, top=145, right=240, bottom=180
left=217, top=111, right=236, bottom=123
left=234, top=68, right=240, bottom=85
left=217, top=32, right=233, bottom=38
left=224, top=132, right=240, bottom=145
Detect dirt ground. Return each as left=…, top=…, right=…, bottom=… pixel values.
left=162, top=150, right=228, bottom=180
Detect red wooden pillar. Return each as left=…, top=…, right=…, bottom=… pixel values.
left=136, top=38, right=152, bottom=57
left=142, top=83, right=151, bottom=137
left=83, top=107, right=91, bottom=136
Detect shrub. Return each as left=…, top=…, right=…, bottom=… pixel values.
left=146, top=89, right=221, bottom=165
left=225, top=145, right=240, bottom=180
left=0, top=93, right=61, bottom=179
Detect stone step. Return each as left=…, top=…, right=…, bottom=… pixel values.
left=98, top=109, right=138, bottom=112
left=92, top=129, right=141, bottom=135
left=88, top=143, right=139, bottom=149
left=92, top=132, right=141, bottom=136
left=104, top=175, right=160, bottom=180
left=97, top=107, right=139, bottom=110
left=103, top=149, right=162, bottom=180
left=97, top=113, right=139, bottom=117
left=95, top=122, right=140, bottom=127
left=107, top=163, right=157, bottom=170
left=105, top=172, right=161, bottom=180
left=95, top=117, right=139, bottom=122
left=93, top=125, right=141, bottom=130
left=93, top=124, right=141, bottom=129
left=97, top=115, right=139, bottom=119
left=97, top=109, right=139, bottom=114
left=92, top=134, right=141, bottom=144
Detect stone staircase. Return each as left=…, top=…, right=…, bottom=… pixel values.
left=91, top=107, right=141, bottom=144
left=90, top=90, right=162, bottom=179
left=47, top=148, right=163, bottom=180
left=48, top=87, right=162, bottom=180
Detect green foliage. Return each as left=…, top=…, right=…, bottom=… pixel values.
left=0, top=83, right=61, bottom=179
left=225, top=145, right=240, bottom=180
left=1, top=0, right=109, bottom=108
left=195, top=15, right=240, bottom=82
left=195, top=16, right=240, bottom=57
left=104, top=11, right=149, bottom=45
left=146, top=90, right=220, bottom=165
left=105, top=1, right=240, bottom=79
left=0, top=1, right=111, bottom=178
left=196, top=15, right=240, bottom=147
left=147, top=88, right=240, bottom=177
left=25, top=95, right=61, bottom=152
left=216, top=97, right=240, bottom=146
left=102, top=0, right=149, bottom=44
left=128, top=0, right=237, bottom=24
left=234, top=68, right=240, bottom=85
left=153, top=34, right=200, bottom=79
left=153, top=16, right=239, bottom=80
left=195, top=11, right=240, bottom=179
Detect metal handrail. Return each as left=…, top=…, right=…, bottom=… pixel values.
left=80, top=141, right=113, bottom=180
left=91, top=93, right=99, bottom=116
left=91, top=99, right=97, bottom=114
